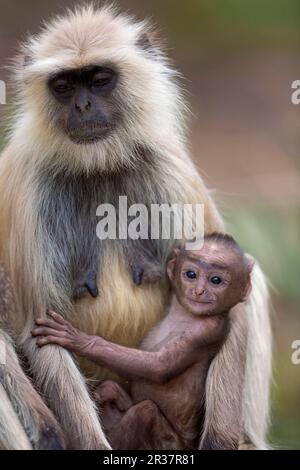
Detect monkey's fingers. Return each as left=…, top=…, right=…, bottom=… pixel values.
left=141, top=269, right=164, bottom=284
left=73, top=285, right=89, bottom=300
left=132, top=267, right=144, bottom=286
left=73, top=282, right=99, bottom=300
left=32, top=326, right=67, bottom=338
left=132, top=263, right=164, bottom=285
left=35, top=318, right=67, bottom=331
left=85, top=280, right=99, bottom=298
left=36, top=336, right=69, bottom=348
left=48, top=311, right=69, bottom=325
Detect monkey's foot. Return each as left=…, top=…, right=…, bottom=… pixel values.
left=94, top=380, right=132, bottom=411
left=94, top=380, right=133, bottom=431
left=36, top=424, right=66, bottom=450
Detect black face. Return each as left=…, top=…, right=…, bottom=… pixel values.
left=48, top=65, right=119, bottom=144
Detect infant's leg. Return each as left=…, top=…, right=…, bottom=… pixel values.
left=94, top=380, right=133, bottom=431
left=108, top=399, right=184, bottom=450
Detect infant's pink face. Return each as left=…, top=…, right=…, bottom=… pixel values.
left=172, top=241, right=247, bottom=316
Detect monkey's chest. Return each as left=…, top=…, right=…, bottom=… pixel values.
left=140, top=314, right=193, bottom=350
left=132, top=318, right=209, bottom=442
left=71, top=245, right=168, bottom=381
left=36, top=168, right=171, bottom=378
left=37, top=169, right=168, bottom=297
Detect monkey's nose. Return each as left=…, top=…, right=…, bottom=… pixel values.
left=75, top=100, right=91, bottom=113
left=195, top=287, right=205, bottom=296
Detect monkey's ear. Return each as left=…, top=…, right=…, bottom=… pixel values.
left=166, top=258, right=176, bottom=282
left=246, top=259, right=255, bottom=274
left=170, top=247, right=181, bottom=261
left=242, top=279, right=252, bottom=302
left=166, top=247, right=181, bottom=282
left=136, top=31, right=162, bottom=59
left=136, top=32, right=153, bottom=52
left=13, top=54, right=31, bottom=70
left=241, top=259, right=255, bottom=301
left=23, top=55, right=31, bottom=67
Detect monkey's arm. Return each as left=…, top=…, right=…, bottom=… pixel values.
left=32, top=312, right=227, bottom=384
left=78, top=334, right=200, bottom=384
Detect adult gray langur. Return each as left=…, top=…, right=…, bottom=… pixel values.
left=0, top=5, right=271, bottom=449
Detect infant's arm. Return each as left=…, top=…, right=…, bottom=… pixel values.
left=88, top=314, right=228, bottom=382
left=32, top=312, right=228, bottom=384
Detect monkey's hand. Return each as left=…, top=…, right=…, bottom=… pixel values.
left=32, top=311, right=97, bottom=356
left=72, top=273, right=99, bottom=300
left=132, top=262, right=164, bottom=286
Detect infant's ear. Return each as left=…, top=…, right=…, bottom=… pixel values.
left=246, top=258, right=255, bottom=274
left=242, top=278, right=252, bottom=302
left=166, top=247, right=181, bottom=281
left=240, top=257, right=255, bottom=301
left=166, top=258, right=176, bottom=282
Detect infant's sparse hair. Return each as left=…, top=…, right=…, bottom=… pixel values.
left=174, top=233, right=253, bottom=286
left=204, top=232, right=253, bottom=277
left=204, top=232, right=243, bottom=253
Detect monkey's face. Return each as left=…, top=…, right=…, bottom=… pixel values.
left=169, top=242, right=250, bottom=316
left=48, top=65, right=120, bottom=144
left=15, top=6, right=184, bottom=172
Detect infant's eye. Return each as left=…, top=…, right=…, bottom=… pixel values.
left=186, top=270, right=197, bottom=280
left=210, top=276, right=222, bottom=285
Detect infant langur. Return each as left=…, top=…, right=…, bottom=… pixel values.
left=32, top=234, right=253, bottom=450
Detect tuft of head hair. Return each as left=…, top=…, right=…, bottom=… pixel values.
left=204, top=232, right=254, bottom=281
left=204, top=232, right=245, bottom=255
left=8, top=3, right=188, bottom=175
left=173, top=233, right=254, bottom=281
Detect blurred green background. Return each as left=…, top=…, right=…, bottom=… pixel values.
left=0, top=0, right=300, bottom=449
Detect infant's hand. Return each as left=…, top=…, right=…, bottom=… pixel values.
left=32, top=311, right=96, bottom=356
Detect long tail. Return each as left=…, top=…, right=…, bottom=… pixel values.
left=0, top=330, right=32, bottom=450
left=22, top=335, right=111, bottom=450
left=0, top=329, right=65, bottom=449
left=0, top=383, right=32, bottom=450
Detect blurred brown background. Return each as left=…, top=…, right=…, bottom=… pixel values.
left=0, top=0, right=300, bottom=449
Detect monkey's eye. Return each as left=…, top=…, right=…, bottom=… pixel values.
left=91, top=71, right=114, bottom=88
left=51, top=79, right=74, bottom=95
left=210, top=276, right=222, bottom=285
left=185, top=270, right=197, bottom=280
